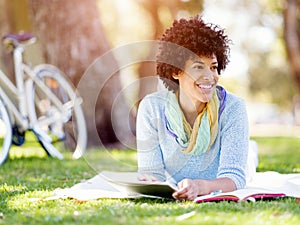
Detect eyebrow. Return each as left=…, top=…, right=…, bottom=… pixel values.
left=193, top=61, right=204, bottom=64
left=193, top=60, right=218, bottom=65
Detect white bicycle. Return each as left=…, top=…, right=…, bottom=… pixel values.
left=0, top=32, right=87, bottom=165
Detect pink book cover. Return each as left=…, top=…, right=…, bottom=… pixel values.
left=194, top=188, right=286, bottom=203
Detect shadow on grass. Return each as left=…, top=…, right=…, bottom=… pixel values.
left=0, top=137, right=300, bottom=224
left=1, top=191, right=299, bottom=225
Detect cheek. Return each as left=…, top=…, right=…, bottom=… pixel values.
left=214, top=74, right=220, bottom=83
left=179, top=75, right=195, bottom=87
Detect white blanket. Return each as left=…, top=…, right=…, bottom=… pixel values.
left=49, top=171, right=300, bottom=201
left=246, top=171, right=300, bottom=198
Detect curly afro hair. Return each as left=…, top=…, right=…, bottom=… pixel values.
left=156, top=15, right=231, bottom=92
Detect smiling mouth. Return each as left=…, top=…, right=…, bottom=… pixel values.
left=196, top=83, right=214, bottom=90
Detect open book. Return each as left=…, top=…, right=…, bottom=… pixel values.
left=50, top=171, right=298, bottom=202
left=194, top=188, right=286, bottom=203
left=99, top=171, right=178, bottom=198
left=99, top=171, right=286, bottom=202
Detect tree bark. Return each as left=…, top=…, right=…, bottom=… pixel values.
left=28, top=0, right=133, bottom=147
left=284, top=0, right=300, bottom=91
left=136, top=0, right=204, bottom=103
left=0, top=0, right=15, bottom=81
left=135, top=0, right=179, bottom=110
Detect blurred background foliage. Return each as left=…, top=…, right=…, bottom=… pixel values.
left=0, top=0, right=299, bottom=147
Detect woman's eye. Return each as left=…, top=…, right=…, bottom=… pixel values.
left=193, top=65, right=203, bottom=70
left=211, top=66, right=218, bottom=70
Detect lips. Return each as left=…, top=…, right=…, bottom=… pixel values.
left=196, top=83, right=214, bottom=90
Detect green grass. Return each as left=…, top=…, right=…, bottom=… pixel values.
left=0, top=136, right=300, bottom=225
left=253, top=137, right=300, bottom=173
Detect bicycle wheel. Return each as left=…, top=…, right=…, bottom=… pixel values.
left=27, top=64, right=87, bottom=159
left=0, top=98, right=12, bottom=165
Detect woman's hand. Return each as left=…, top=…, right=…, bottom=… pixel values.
left=137, top=173, right=158, bottom=182
left=172, top=179, right=209, bottom=201
left=172, top=177, right=236, bottom=201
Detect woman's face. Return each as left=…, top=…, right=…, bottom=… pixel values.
left=175, top=54, right=219, bottom=109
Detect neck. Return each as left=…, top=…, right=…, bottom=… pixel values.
left=178, top=91, right=206, bottom=126
left=178, top=91, right=206, bottom=112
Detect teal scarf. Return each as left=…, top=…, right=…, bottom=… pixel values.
left=165, top=91, right=219, bottom=155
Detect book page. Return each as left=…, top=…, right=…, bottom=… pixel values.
left=52, top=174, right=139, bottom=200
left=194, top=188, right=286, bottom=202
left=100, top=171, right=177, bottom=198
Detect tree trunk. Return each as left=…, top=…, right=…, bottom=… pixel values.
left=136, top=0, right=180, bottom=104
left=0, top=0, right=16, bottom=81
left=28, top=0, right=133, bottom=147
left=284, top=0, right=300, bottom=91
left=136, top=0, right=204, bottom=103
left=28, top=0, right=109, bottom=86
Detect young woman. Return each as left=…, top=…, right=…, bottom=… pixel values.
left=136, top=15, right=253, bottom=201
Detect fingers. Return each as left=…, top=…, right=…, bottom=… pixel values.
left=173, top=179, right=189, bottom=200
left=173, top=190, right=187, bottom=200
left=173, top=190, right=197, bottom=201
left=137, top=173, right=158, bottom=182
left=177, top=179, right=190, bottom=191
left=173, top=179, right=197, bottom=201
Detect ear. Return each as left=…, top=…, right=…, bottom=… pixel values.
left=172, top=72, right=182, bottom=79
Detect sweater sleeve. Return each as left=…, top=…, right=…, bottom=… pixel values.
left=136, top=96, right=166, bottom=181
left=216, top=97, right=249, bottom=189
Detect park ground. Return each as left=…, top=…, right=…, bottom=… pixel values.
left=0, top=133, right=299, bottom=225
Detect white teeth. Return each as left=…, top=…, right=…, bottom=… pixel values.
left=198, top=84, right=213, bottom=89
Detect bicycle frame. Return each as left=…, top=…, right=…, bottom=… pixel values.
left=0, top=43, right=75, bottom=133
left=0, top=69, right=29, bottom=130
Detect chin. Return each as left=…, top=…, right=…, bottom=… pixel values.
left=199, top=94, right=213, bottom=103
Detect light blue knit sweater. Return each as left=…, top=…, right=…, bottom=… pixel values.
left=136, top=89, right=249, bottom=189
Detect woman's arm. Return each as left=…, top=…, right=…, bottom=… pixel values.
left=136, top=95, right=166, bottom=181
left=217, top=97, right=249, bottom=189
left=173, top=96, right=249, bottom=201
left=172, top=177, right=235, bottom=200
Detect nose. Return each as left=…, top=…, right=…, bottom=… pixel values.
left=198, top=68, right=215, bottom=81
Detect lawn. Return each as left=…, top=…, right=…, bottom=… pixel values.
left=0, top=136, right=299, bottom=225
